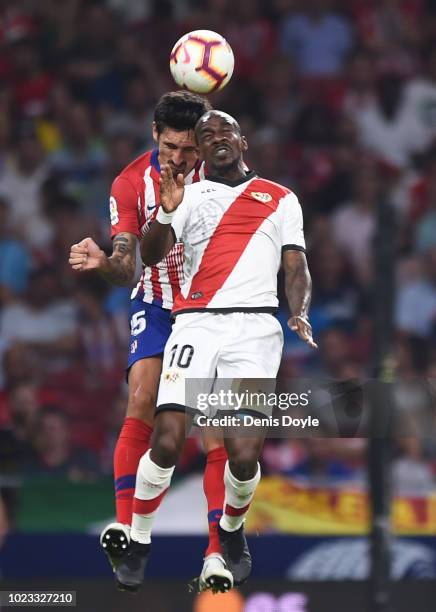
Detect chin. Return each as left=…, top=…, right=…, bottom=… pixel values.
left=170, top=167, right=187, bottom=178
left=212, top=157, right=236, bottom=171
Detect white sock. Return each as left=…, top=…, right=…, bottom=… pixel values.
left=130, top=449, right=175, bottom=544
left=219, top=461, right=261, bottom=532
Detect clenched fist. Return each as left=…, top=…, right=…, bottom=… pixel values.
left=69, top=237, right=105, bottom=272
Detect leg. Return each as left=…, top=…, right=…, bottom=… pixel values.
left=201, top=429, right=227, bottom=557
left=101, top=301, right=173, bottom=590
left=100, top=357, right=162, bottom=586
left=197, top=429, right=233, bottom=593
left=216, top=432, right=265, bottom=586
left=113, top=409, right=191, bottom=592
left=114, top=357, right=162, bottom=525
left=131, top=409, right=192, bottom=543
left=222, top=433, right=265, bottom=524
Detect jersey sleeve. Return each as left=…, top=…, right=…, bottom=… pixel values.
left=109, top=176, right=141, bottom=238
left=280, top=192, right=306, bottom=252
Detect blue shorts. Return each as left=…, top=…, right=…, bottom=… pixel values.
left=127, top=299, right=173, bottom=371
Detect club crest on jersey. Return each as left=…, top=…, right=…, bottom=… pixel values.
left=110, top=196, right=119, bottom=225
left=164, top=370, right=180, bottom=383
left=251, top=191, right=273, bottom=203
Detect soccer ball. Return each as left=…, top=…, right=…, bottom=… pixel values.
left=170, top=30, right=234, bottom=94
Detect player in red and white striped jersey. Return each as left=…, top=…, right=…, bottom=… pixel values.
left=68, top=93, right=231, bottom=594
left=111, top=147, right=203, bottom=309
left=129, top=110, right=317, bottom=588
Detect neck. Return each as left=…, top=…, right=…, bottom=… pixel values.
left=207, top=160, right=247, bottom=183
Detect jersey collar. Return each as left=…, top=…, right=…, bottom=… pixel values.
left=205, top=169, right=257, bottom=187
left=150, top=148, right=161, bottom=182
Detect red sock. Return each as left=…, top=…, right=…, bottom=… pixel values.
left=114, top=417, right=153, bottom=525
left=203, top=446, right=227, bottom=557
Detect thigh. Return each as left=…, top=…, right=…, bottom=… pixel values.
left=126, top=357, right=162, bottom=425
left=216, top=314, right=283, bottom=418
left=157, top=313, right=220, bottom=414
left=218, top=314, right=284, bottom=380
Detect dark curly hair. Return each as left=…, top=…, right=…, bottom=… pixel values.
left=153, top=90, right=212, bottom=135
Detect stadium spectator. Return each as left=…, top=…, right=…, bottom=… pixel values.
left=309, top=241, right=362, bottom=334
left=0, top=121, right=50, bottom=248
left=0, top=197, right=31, bottom=303
left=279, top=0, right=354, bottom=78
left=395, top=252, right=436, bottom=337
left=48, top=103, right=106, bottom=201
left=28, top=408, right=99, bottom=481
left=0, top=267, right=79, bottom=374
left=392, top=437, right=436, bottom=496
left=353, top=70, right=423, bottom=169
left=331, top=163, right=380, bottom=284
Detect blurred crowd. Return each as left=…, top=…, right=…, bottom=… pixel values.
left=1, top=0, right=436, bottom=536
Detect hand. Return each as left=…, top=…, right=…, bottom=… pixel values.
left=69, top=237, right=105, bottom=271
left=288, top=315, right=318, bottom=349
left=159, top=163, right=185, bottom=213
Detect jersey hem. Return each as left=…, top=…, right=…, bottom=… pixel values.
left=172, top=306, right=277, bottom=316
left=155, top=403, right=191, bottom=415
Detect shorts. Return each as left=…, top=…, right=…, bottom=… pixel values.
left=127, top=298, right=173, bottom=370
left=156, top=311, right=283, bottom=418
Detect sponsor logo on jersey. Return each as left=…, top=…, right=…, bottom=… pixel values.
left=191, top=291, right=203, bottom=299
left=201, top=187, right=217, bottom=194
left=251, top=191, right=273, bottom=203
left=110, top=196, right=119, bottom=225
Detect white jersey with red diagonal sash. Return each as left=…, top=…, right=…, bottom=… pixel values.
left=109, top=148, right=203, bottom=309
left=170, top=171, right=306, bottom=314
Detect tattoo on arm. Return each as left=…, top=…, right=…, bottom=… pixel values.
left=113, top=235, right=129, bottom=255
left=99, top=232, right=138, bottom=286
left=283, top=250, right=312, bottom=317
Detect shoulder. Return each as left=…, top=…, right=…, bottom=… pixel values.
left=184, top=179, right=208, bottom=196
left=115, top=150, right=153, bottom=187
left=186, top=160, right=205, bottom=185
left=250, top=176, right=294, bottom=200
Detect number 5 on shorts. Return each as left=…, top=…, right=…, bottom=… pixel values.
left=131, top=310, right=146, bottom=335
left=168, top=344, right=194, bottom=368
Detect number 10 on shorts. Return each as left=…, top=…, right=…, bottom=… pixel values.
left=168, top=344, right=194, bottom=368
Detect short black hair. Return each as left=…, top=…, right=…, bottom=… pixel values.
left=154, top=91, right=212, bottom=135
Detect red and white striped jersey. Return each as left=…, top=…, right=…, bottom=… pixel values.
left=171, top=171, right=306, bottom=314
left=109, top=149, right=203, bottom=309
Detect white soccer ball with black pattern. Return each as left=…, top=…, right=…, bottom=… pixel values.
left=170, top=30, right=234, bottom=94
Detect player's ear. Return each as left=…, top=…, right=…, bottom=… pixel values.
left=152, top=122, right=159, bottom=143
left=241, top=135, right=248, bottom=153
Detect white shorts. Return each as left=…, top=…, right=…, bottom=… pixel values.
left=156, top=311, right=284, bottom=418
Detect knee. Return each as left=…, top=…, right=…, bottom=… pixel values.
left=127, top=388, right=157, bottom=422
left=228, top=452, right=259, bottom=481
left=152, top=431, right=182, bottom=468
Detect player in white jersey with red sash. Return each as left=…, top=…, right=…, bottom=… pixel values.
left=68, top=93, right=231, bottom=593
left=127, top=110, right=317, bottom=588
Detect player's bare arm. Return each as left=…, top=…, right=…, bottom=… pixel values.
left=283, top=249, right=318, bottom=349
left=140, top=163, right=184, bottom=266
left=69, top=233, right=138, bottom=286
